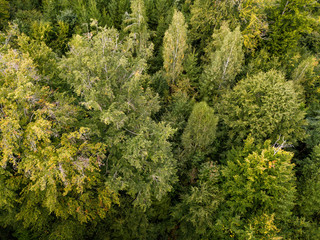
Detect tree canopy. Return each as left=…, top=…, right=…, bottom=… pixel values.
left=0, top=0, right=319, bottom=239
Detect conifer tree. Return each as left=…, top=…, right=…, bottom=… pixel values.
left=218, top=70, right=306, bottom=146
left=237, top=0, right=276, bottom=52
left=267, top=0, right=320, bottom=56
left=0, top=0, right=10, bottom=30
left=299, top=144, right=320, bottom=219
left=219, top=137, right=296, bottom=239
left=172, top=162, right=222, bottom=239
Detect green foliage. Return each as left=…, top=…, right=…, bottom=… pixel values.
left=306, top=108, right=320, bottom=150
left=200, top=22, right=244, bottom=101
left=0, top=49, right=119, bottom=238
left=182, top=101, right=218, bottom=154
left=189, top=0, right=236, bottom=55
left=244, top=48, right=282, bottom=76
left=299, top=144, right=320, bottom=219
left=219, top=70, right=306, bottom=146
left=59, top=27, right=177, bottom=209
left=124, top=0, right=152, bottom=57
left=14, top=9, right=43, bottom=35
left=105, top=0, right=131, bottom=29
left=163, top=9, right=188, bottom=87
left=237, top=0, right=276, bottom=53
left=1, top=0, right=320, bottom=238
left=292, top=55, right=320, bottom=105
left=219, top=137, right=296, bottom=239
left=161, top=92, right=193, bottom=139
left=267, top=0, right=320, bottom=56
left=0, top=0, right=10, bottom=30
left=182, top=48, right=201, bottom=91
left=173, top=162, right=222, bottom=239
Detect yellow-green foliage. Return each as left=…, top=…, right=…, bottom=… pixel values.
left=219, top=137, right=296, bottom=239
left=219, top=70, right=306, bottom=146
left=182, top=101, right=218, bottom=153
left=201, top=22, right=244, bottom=101
left=163, top=9, right=188, bottom=86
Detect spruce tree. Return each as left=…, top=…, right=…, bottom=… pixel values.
left=219, top=137, right=296, bottom=239
left=218, top=70, right=306, bottom=146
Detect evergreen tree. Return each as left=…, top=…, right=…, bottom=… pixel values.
left=0, top=0, right=10, bottom=30
left=266, top=0, right=320, bottom=56
left=172, top=162, right=222, bottom=239
left=299, top=144, right=320, bottom=219
left=218, top=70, right=306, bottom=147
left=237, top=0, right=276, bottom=52
left=218, top=137, right=296, bottom=239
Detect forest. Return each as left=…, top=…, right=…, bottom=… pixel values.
left=0, top=0, right=320, bottom=239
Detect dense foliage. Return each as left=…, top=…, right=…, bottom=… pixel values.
left=0, top=0, right=320, bottom=239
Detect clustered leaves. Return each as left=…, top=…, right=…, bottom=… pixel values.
left=0, top=0, right=320, bottom=239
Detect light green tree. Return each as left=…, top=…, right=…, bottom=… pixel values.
left=218, top=70, right=306, bottom=146
left=59, top=26, right=177, bottom=210
left=0, top=49, right=118, bottom=239
left=200, top=22, right=244, bottom=101
left=182, top=101, right=218, bottom=154
left=163, top=9, right=188, bottom=87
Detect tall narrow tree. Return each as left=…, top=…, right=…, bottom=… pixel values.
left=124, top=0, right=152, bottom=57
left=200, top=23, right=244, bottom=102
left=163, top=9, right=188, bottom=87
